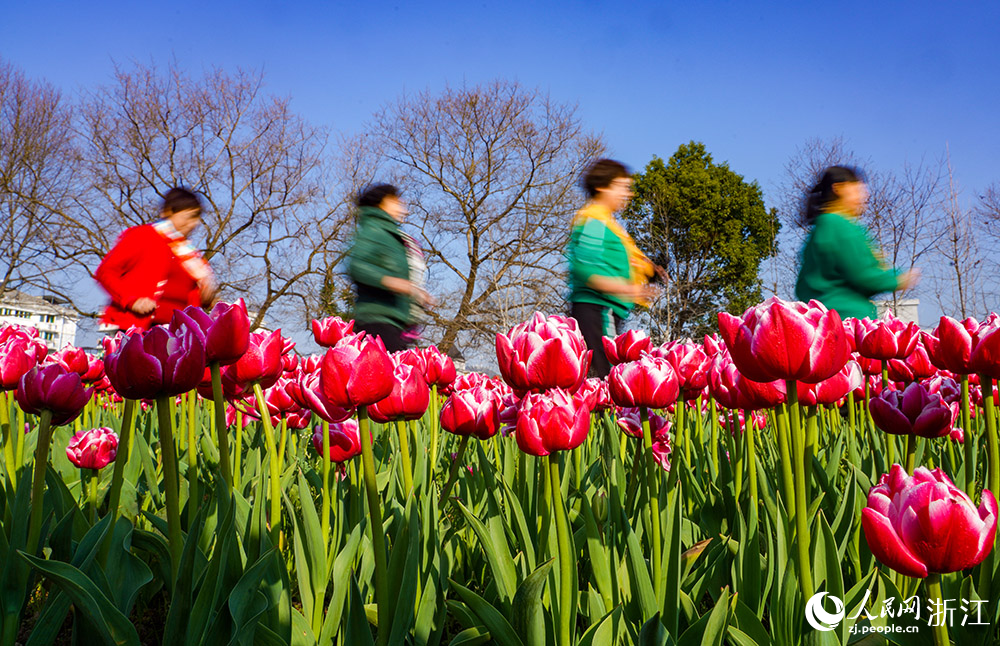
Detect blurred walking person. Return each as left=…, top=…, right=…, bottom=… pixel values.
left=348, top=184, right=433, bottom=352
left=566, top=159, right=663, bottom=377
left=94, top=187, right=217, bottom=331
left=795, top=166, right=918, bottom=319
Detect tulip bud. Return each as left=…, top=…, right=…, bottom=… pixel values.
left=16, top=364, right=93, bottom=426
left=602, top=329, right=651, bottom=366
left=440, top=386, right=501, bottom=440
left=869, top=382, right=954, bottom=438
left=514, top=388, right=590, bottom=456
left=369, top=362, right=431, bottom=423
left=591, top=491, right=608, bottom=524
left=608, top=354, right=679, bottom=409
left=320, top=334, right=394, bottom=408
left=312, top=420, right=366, bottom=463
left=496, top=312, right=591, bottom=393
left=312, top=316, right=355, bottom=348
left=66, top=427, right=118, bottom=470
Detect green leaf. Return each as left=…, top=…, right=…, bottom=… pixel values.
left=345, top=574, right=376, bottom=646
left=511, top=558, right=555, bottom=646
left=450, top=579, right=525, bottom=646
left=454, top=499, right=517, bottom=607
left=318, top=523, right=363, bottom=644
left=577, top=606, right=625, bottom=646
left=19, top=552, right=140, bottom=646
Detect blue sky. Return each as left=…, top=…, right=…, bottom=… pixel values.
left=3, top=1, right=998, bottom=349
left=4, top=1, right=997, bottom=201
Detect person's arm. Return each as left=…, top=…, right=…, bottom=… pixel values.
left=94, top=227, right=170, bottom=312
left=833, top=219, right=902, bottom=296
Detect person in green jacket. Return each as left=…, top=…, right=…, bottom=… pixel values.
left=348, top=184, right=432, bottom=352
left=795, top=166, right=918, bottom=319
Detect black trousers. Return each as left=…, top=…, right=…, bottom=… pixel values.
left=571, top=302, right=623, bottom=378
left=355, top=321, right=409, bottom=353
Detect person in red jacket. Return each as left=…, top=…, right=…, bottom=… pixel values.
left=95, top=187, right=217, bottom=330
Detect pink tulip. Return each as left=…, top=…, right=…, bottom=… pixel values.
left=291, top=368, right=352, bottom=423
left=440, top=385, right=502, bottom=440
left=320, top=333, right=394, bottom=408
left=651, top=432, right=672, bottom=472
left=656, top=341, right=710, bottom=394
left=922, top=316, right=983, bottom=375
left=853, top=313, right=919, bottom=361
left=66, top=427, right=118, bottom=470
left=862, top=465, right=997, bottom=577
left=183, top=299, right=251, bottom=366
left=616, top=407, right=671, bottom=439
left=708, top=353, right=786, bottom=411
left=422, top=345, right=457, bottom=388
left=312, top=420, right=366, bottom=463
left=796, top=361, right=863, bottom=407
left=601, top=329, right=651, bottom=366
left=869, top=382, right=955, bottom=438
left=718, top=297, right=850, bottom=384
left=970, top=315, right=1000, bottom=379
left=103, top=311, right=206, bottom=400
left=886, top=338, right=936, bottom=383
left=312, top=316, right=355, bottom=348
left=0, top=330, right=41, bottom=390
left=0, top=324, right=47, bottom=362
left=50, top=346, right=105, bottom=383
left=224, top=329, right=285, bottom=390
left=16, top=364, right=93, bottom=426
left=576, top=378, right=612, bottom=412
left=496, top=312, right=591, bottom=393
left=702, top=333, right=725, bottom=358
left=608, top=353, right=679, bottom=409
left=369, top=362, right=430, bottom=423
left=514, top=388, right=590, bottom=456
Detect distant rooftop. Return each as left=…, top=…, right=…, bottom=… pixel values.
left=0, top=288, right=78, bottom=317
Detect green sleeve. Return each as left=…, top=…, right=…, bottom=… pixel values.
left=834, top=218, right=900, bottom=296
left=569, top=219, right=619, bottom=284
left=348, top=224, right=390, bottom=288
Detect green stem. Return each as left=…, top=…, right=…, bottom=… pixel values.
left=978, top=376, right=999, bottom=603
left=234, top=410, right=243, bottom=491
left=925, top=573, right=951, bottom=646
left=961, top=375, right=974, bottom=495
left=88, top=469, right=99, bottom=524
left=358, top=407, right=391, bottom=646
left=209, top=363, right=233, bottom=491
left=438, top=435, right=470, bottom=505
left=396, top=419, right=413, bottom=497
left=745, top=408, right=757, bottom=511
left=278, top=417, right=288, bottom=469
left=709, top=397, right=719, bottom=477
left=100, top=398, right=136, bottom=563
left=321, top=420, right=331, bottom=552
left=26, top=410, right=54, bottom=554
left=730, top=411, right=743, bottom=503
left=429, top=384, right=439, bottom=482
left=15, top=397, right=26, bottom=477
left=251, top=383, right=282, bottom=546
left=804, top=405, right=818, bottom=500
left=774, top=403, right=797, bottom=521
left=785, top=381, right=815, bottom=601
left=187, top=389, right=198, bottom=526
left=640, top=406, right=662, bottom=602
left=677, top=390, right=689, bottom=466
left=155, top=397, right=183, bottom=583
left=906, top=434, right=917, bottom=474
left=0, top=394, right=14, bottom=486
left=550, top=455, right=574, bottom=646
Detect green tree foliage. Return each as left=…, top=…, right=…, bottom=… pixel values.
left=623, top=142, right=780, bottom=339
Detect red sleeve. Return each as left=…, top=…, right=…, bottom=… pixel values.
left=94, top=226, right=170, bottom=309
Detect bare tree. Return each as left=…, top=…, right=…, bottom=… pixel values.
left=0, top=58, right=76, bottom=298
left=360, top=80, right=605, bottom=354
left=58, top=61, right=348, bottom=328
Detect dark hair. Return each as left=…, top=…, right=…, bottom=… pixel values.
left=803, top=166, right=864, bottom=225
left=161, top=187, right=203, bottom=216
left=357, top=184, right=400, bottom=209
left=581, top=159, right=629, bottom=198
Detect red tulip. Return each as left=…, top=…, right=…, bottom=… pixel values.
left=440, top=385, right=501, bottom=440
left=514, top=388, right=590, bottom=456
left=320, top=333, right=394, bottom=408
left=422, top=345, right=457, bottom=388
left=797, top=361, right=863, bottom=407
left=369, top=362, right=430, bottom=423
left=183, top=299, right=251, bottom=366
left=922, top=316, right=983, bottom=375
left=602, top=329, right=651, bottom=366
left=0, top=330, right=41, bottom=390
left=496, top=312, right=591, bottom=393
left=718, top=297, right=850, bottom=384
left=869, top=382, right=955, bottom=438
left=311, top=316, right=355, bottom=348
left=651, top=431, right=672, bottom=472
left=608, top=353, right=679, bottom=409
left=616, top=406, right=671, bottom=439
left=853, top=314, right=919, bottom=361
left=0, top=324, right=47, bottom=362
left=50, top=346, right=105, bottom=383
left=312, top=420, right=366, bottom=462
left=449, top=372, right=489, bottom=393
left=886, top=338, right=936, bottom=383
left=702, top=333, right=724, bottom=358
left=224, top=329, right=285, bottom=390
left=66, top=427, right=118, bottom=470
left=862, top=464, right=997, bottom=577
left=16, top=364, right=93, bottom=426
left=970, top=315, right=1000, bottom=379
left=103, top=311, right=206, bottom=400
left=656, top=341, right=710, bottom=394
left=291, top=369, right=352, bottom=423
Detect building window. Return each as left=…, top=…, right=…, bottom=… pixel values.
left=42, top=332, right=56, bottom=341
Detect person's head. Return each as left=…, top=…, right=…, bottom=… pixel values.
left=160, top=187, right=203, bottom=236
left=357, top=183, right=407, bottom=222
left=804, top=166, right=868, bottom=224
left=582, top=159, right=632, bottom=211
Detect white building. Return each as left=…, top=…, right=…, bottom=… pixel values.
left=875, top=298, right=920, bottom=327
left=0, top=289, right=78, bottom=350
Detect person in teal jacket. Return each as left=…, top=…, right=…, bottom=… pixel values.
left=795, top=166, right=918, bottom=319
left=348, top=184, right=432, bottom=352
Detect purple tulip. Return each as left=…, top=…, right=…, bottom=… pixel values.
left=15, top=364, right=93, bottom=426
